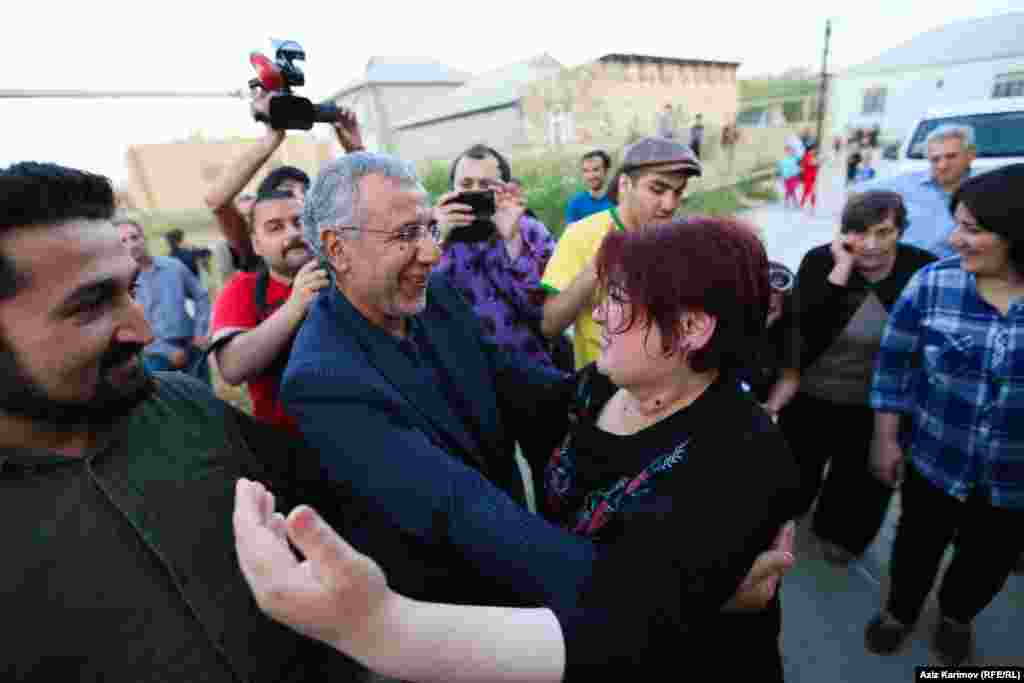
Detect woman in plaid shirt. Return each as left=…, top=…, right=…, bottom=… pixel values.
left=865, top=164, right=1024, bottom=665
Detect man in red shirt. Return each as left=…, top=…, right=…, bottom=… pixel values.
left=203, top=91, right=365, bottom=277
left=211, top=191, right=330, bottom=433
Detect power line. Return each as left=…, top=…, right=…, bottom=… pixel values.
left=0, top=89, right=246, bottom=100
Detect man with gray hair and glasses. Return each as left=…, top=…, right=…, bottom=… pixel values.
left=859, top=124, right=977, bottom=258
left=277, top=151, right=796, bottom=613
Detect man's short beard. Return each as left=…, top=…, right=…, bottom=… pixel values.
left=0, top=341, right=155, bottom=432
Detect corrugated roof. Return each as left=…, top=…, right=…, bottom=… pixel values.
left=843, top=12, right=1024, bottom=76
left=330, top=57, right=469, bottom=99
left=364, top=57, right=471, bottom=84
left=393, top=54, right=563, bottom=129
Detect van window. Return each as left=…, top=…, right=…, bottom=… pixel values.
left=907, top=111, right=1024, bottom=159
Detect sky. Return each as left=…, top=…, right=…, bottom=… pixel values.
left=3, top=0, right=1021, bottom=183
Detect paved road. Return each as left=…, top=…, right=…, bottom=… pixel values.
left=739, top=160, right=1024, bottom=679
left=743, top=156, right=882, bottom=272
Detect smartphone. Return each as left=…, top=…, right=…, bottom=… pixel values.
left=446, top=191, right=495, bottom=217
left=444, top=191, right=496, bottom=244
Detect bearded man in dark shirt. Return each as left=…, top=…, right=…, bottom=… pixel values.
left=0, top=161, right=411, bottom=682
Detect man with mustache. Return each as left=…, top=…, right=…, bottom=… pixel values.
left=210, top=188, right=330, bottom=434
left=209, top=107, right=365, bottom=434
left=117, top=217, right=211, bottom=383
left=204, top=90, right=365, bottom=277
left=0, top=161, right=387, bottom=680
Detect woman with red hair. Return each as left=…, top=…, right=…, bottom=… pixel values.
left=233, top=217, right=803, bottom=682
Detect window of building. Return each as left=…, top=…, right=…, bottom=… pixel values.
left=547, top=108, right=576, bottom=145
left=993, top=72, right=1024, bottom=99
left=862, top=87, right=887, bottom=114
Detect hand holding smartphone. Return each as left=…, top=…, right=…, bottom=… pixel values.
left=443, top=191, right=497, bottom=244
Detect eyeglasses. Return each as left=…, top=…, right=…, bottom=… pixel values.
left=338, top=223, right=441, bottom=244
left=769, top=264, right=795, bottom=293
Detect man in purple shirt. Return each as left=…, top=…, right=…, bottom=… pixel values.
left=431, top=145, right=557, bottom=368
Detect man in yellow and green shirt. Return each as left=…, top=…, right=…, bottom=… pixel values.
left=541, top=137, right=702, bottom=368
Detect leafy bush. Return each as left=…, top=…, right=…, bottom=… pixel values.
left=523, top=174, right=580, bottom=240
left=420, top=161, right=450, bottom=204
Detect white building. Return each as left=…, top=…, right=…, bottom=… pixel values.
left=829, top=12, right=1024, bottom=142
left=329, top=58, right=471, bottom=153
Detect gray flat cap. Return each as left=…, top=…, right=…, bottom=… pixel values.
left=622, top=136, right=702, bottom=177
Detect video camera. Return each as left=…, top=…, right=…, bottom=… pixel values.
left=248, top=40, right=340, bottom=131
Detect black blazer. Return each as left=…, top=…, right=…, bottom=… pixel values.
left=281, top=275, right=587, bottom=607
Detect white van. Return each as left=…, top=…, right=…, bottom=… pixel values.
left=896, top=96, right=1024, bottom=175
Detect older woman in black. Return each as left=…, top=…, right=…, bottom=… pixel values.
left=780, top=191, right=936, bottom=565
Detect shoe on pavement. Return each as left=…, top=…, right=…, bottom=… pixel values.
left=933, top=616, right=973, bottom=665
left=865, top=611, right=913, bottom=655
left=1013, top=552, right=1024, bottom=575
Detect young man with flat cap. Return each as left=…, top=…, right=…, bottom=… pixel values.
left=540, top=136, right=702, bottom=369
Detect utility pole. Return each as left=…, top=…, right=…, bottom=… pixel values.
left=815, top=19, right=832, bottom=149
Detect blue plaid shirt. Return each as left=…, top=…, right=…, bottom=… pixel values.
left=870, top=257, right=1024, bottom=509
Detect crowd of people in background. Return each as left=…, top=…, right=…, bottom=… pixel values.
left=1, top=79, right=1021, bottom=683
left=840, top=124, right=882, bottom=186
left=777, top=129, right=821, bottom=211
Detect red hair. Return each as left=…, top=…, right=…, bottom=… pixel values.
left=595, top=216, right=770, bottom=373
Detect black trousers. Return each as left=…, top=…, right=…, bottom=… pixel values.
left=780, top=391, right=893, bottom=555
left=887, top=463, right=1024, bottom=625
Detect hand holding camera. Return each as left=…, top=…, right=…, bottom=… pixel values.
left=249, top=90, right=286, bottom=140
left=249, top=40, right=341, bottom=131
left=330, top=107, right=365, bottom=153
left=431, top=191, right=475, bottom=241
left=433, top=191, right=496, bottom=244
left=492, top=183, right=526, bottom=242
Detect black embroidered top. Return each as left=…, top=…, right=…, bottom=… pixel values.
left=546, top=365, right=803, bottom=680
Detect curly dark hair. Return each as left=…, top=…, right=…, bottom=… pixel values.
left=0, top=162, right=116, bottom=300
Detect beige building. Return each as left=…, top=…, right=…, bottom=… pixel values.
left=123, top=135, right=333, bottom=211
left=329, top=57, right=471, bottom=153
left=522, top=54, right=741, bottom=148
left=390, top=53, right=741, bottom=165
